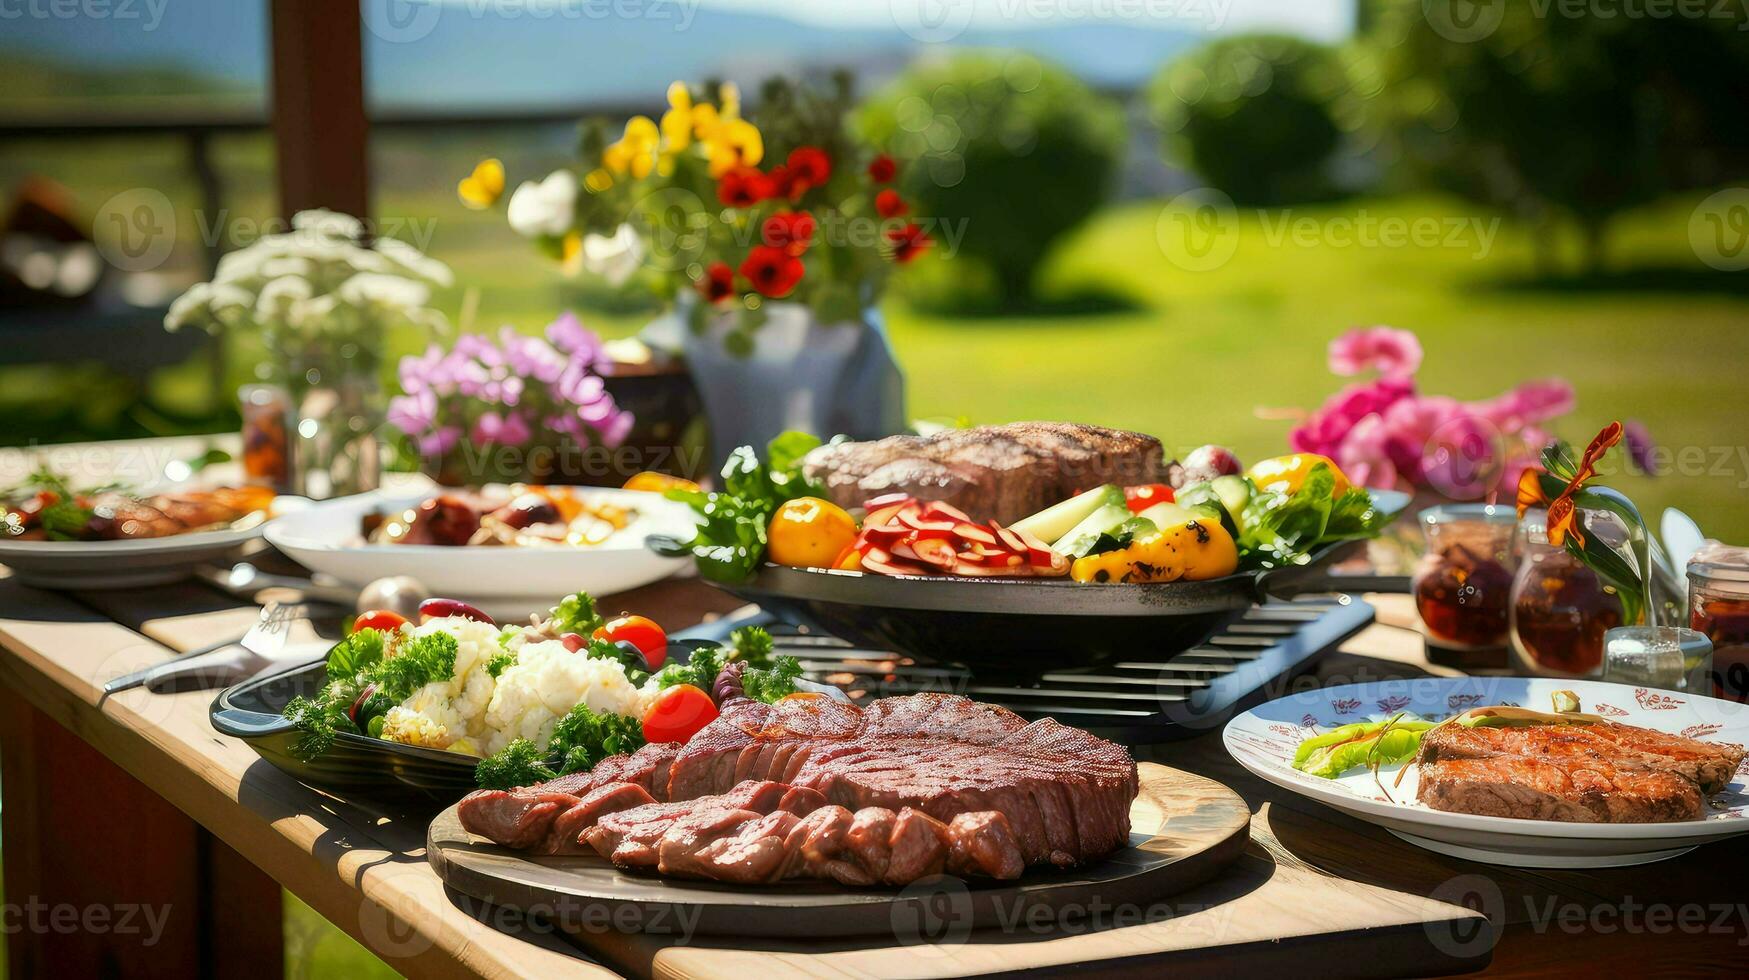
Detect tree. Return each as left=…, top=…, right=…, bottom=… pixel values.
left=1148, top=34, right=1355, bottom=206
left=1360, top=0, right=1749, bottom=274
left=858, top=52, right=1126, bottom=308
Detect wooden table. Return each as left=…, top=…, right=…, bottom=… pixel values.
left=2, top=447, right=1745, bottom=976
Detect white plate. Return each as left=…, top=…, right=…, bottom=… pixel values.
left=0, top=498, right=307, bottom=590
left=1224, top=677, right=1749, bottom=867
left=265, top=488, right=695, bottom=617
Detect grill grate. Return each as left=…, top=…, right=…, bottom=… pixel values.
left=777, top=598, right=1375, bottom=742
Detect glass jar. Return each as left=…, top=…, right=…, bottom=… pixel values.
left=1509, top=510, right=1623, bottom=677
left=1604, top=626, right=1713, bottom=693
left=1688, top=543, right=1749, bottom=702
left=1414, top=504, right=1518, bottom=669
left=238, top=383, right=293, bottom=491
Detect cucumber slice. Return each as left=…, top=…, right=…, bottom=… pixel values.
left=1210, top=475, right=1253, bottom=523
left=1052, top=501, right=1134, bottom=558
left=1011, top=484, right=1123, bottom=545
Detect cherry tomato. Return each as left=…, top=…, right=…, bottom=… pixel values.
left=642, top=684, right=719, bottom=743
left=593, top=614, right=667, bottom=669
left=418, top=597, right=496, bottom=625
left=1124, top=483, right=1176, bottom=513
left=353, top=609, right=409, bottom=634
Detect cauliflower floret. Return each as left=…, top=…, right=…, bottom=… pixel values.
left=380, top=706, right=451, bottom=748
left=481, top=640, right=645, bottom=755
left=408, top=616, right=500, bottom=699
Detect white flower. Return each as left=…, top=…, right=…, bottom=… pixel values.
left=254, top=275, right=314, bottom=320
left=291, top=208, right=363, bottom=242
left=164, top=282, right=211, bottom=332
left=580, top=223, right=645, bottom=287
left=507, top=170, right=578, bottom=239
left=374, top=235, right=454, bottom=288
left=259, top=255, right=314, bottom=279
left=287, top=293, right=339, bottom=329
left=337, top=271, right=430, bottom=311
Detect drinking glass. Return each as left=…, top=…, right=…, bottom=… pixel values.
left=1603, top=626, right=1713, bottom=693
left=1509, top=509, right=1623, bottom=677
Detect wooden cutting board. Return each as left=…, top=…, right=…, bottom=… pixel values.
left=427, top=762, right=1250, bottom=939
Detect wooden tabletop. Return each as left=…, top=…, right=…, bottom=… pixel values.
left=1, top=441, right=1745, bottom=977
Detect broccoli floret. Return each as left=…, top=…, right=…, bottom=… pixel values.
left=742, top=656, right=804, bottom=703
left=548, top=591, right=605, bottom=636
left=474, top=739, right=557, bottom=790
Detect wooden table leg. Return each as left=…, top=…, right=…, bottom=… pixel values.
left=0, top=687, right=284, bottom=980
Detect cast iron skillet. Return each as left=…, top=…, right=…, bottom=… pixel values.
left=669, top=489, right=1413, bottom=678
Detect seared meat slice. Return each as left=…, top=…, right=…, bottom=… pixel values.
left=1418, top=757, right=1705, bottom=823
left=1420, top=722, right=1746, bottom=796
left=456, top=742, right=680, bottom=849
left=802, top=422, right=1178, bottom=524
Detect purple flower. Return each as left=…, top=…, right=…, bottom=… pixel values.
left=1623, top=419, right=1657, bottom=476
left=1328, top=326, right=1423, bottom=378
left=414, top=425, right=461, bottom=457
left=387, top=390, right=437, bottom=436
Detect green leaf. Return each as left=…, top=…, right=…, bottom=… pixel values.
left=766, top=431, right=823, bottom=473
left=723, top=330, right=754, bottom=359
left=327, top=628, right=386, bottom=683
left=548, top=591, right=605, bottom=636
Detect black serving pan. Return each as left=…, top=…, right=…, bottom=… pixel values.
left=211, top=658, right=480, bottom=805
left=703, top=489, right=1412, bottom=678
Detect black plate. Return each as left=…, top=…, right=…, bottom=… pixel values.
left=211, top=659, right=480, bottom=806
left=714, top=490, right=1411, bottom=677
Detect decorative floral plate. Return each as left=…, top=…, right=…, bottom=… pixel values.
left=1224, top=677, right=1749, bottom=867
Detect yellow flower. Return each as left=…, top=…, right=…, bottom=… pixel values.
left=457, top=158, right=504, bottom=209
left=560, top=230, right=583, bottom=276
left=602, top=115, right=659, bottom=179
left=704, top=118, right=763, bottom=177
left=720, top=81, right=741, bottom=120
left=660, top=82, right=694, bottom=151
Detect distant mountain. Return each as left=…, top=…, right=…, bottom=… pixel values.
left=1, top=0, right=1232, bottom=114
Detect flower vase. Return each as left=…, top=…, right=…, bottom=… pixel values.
left=283, top=349, right=383, bottom=499
left=644, top=300, right=906, bottom=460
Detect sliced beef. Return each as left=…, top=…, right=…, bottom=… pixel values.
left=801, top=422, right=1177, bottom=524
left=459, top=693, right=1139, bottom=883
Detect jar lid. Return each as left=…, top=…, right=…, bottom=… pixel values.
left=1688, top=541, right=1749, bottom=584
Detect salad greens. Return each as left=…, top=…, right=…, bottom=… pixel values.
left=1291, top=715, right=1435, bottom=779
left=474, top=703, right=651, bottom=791
left=648, top=625, right=793, bottom=697
left=1238, top=464, right=1394, bottom=570
left=549, top=591, right=606, bottom=636
left=667, top=431, right=832, bottom=583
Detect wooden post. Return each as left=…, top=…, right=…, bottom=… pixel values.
left=269, top=0, right=370, bottom=220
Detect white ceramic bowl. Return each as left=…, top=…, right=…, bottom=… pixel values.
left=265, top=488, right=695, bottom=618
left=1224, top=677, right=1749, bottom=867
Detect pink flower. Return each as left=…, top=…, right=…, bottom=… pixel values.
left=387, top=390, right=437, bottom=436
left=1333, top=415, right=1399, bottom=490
left=1328, top=326, right=1423, bottom=378
left=414, top=426, right=461, bottom=457
left=471, top=411, right=532, bottom=447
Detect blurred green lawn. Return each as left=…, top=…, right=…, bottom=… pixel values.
left=5, top=136, right=1749, bottom=977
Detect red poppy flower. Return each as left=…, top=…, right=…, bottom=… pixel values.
left=696, top=261, right=736, bottom=304
left=763, top=164, right=793, bottom=201
left=739, top=245, right=805, bottom=298
left=717, top=167, right=772, bottom=208
left=761, top=211, right=816, bottom=258
left=867, top=154, right=896, bottom=184
left=885, top=222, right=932, bottom=264
left=874, top=188, right=908, bottom=219
left=784, top=146, right=831, bottom=198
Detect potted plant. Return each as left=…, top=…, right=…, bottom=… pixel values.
left=470, top=74, right=932, bottom=456
left=164, top=209, right=453, bottom=497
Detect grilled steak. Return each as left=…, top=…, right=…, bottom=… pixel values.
left=1415, top=720, right=1745, bottom=823
left=801, top=422, right=1180, bottom=523
left=457, top=692, right=1139, bottom=883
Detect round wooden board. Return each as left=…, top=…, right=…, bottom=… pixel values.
left=426, top=762, right=1250, bottom=939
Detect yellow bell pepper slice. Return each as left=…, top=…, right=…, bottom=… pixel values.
left=1070, top=518, right=1239, bottom=584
